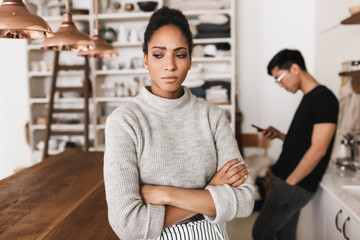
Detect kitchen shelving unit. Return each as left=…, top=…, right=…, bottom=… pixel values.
left=26, top=0, right=237, bottom=162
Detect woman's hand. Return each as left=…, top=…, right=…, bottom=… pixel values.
left=263, top=126, right=286, bottom=140
left=208, top=158, right=250, bottom=187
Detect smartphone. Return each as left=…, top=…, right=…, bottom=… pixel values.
left=251, top=124, right=264, bottom=132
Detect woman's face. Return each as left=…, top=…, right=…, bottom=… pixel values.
left=143, top=25, right=191, bottom=99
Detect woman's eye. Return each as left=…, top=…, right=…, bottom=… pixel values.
left=177, top=54, right=187, bottom=58
left=152, top=54, right=163, bottom=58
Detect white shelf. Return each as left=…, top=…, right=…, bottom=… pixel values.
left=29, top=98, right=87, bottom=104
left=94, top=69, right=148, bottom=75
left=27, top=45, right=44, bottom=50
left=31, top=124, right=94, bottom=131
left=96, top=125, right=106, bottom=130
left=203, top=74, right=231, bottom=80
left=43, top=15, right=90, bottom=22
left=112, top=41, right=143, bottom=48
left=183, top=9, right=231, bottom=17
left=95, top=97, right=134, bottom=102
left=217, top=104, right=232, bottom=110
left=29, top=71, right=84, bottom=77
left=193, top=38, right=232, bottom=44
left=97, top=12, right=153, bottom=21
left=192, top=57, right=231, bottom=63
left=28, top=72, right=52, bottom=77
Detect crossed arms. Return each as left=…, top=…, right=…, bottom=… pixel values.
left=140, top=158, right=250, bottom=228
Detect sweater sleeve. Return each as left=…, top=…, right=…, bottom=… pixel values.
left=204, top=108, right=255, bottom=223
left=103, top=109, right=165, bottom=240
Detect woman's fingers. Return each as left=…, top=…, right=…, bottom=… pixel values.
left=208, top=159, right=250, bottom=186
left=226, top=163, right=248, bottom=176
left=231, top=174, right=248, bottom=187
left=221, top=158, right=241, bottom=173
left=227, top=166, right=250, bottom=186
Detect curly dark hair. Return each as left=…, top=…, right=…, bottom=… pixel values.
left=142, top=6, right=193, bottom=55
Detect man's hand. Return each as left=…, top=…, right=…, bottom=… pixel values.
left=208, top=158, right=250, bottom=187
left=263, top=126, right=286, bottom=140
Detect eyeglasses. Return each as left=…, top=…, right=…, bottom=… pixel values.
left=275, top=71, right=288, bottom=84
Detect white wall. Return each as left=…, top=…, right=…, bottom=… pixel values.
left=0, top=39, right=32, bottom=179
left=237, top=0, right=315, bottom=160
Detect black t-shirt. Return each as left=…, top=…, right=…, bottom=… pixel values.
left=271, top=85, right=339, bottom=192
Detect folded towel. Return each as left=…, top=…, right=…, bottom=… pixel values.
left=183, top=79, right=205, bottom=88
left=173, top=0, right=223, bottom=11
left=198, top=14, right=229, bottom=25
left=196, top=22, right=230, bottom=33
left=205, top=86, right=228, bottom=104
left=205, top=81, right=230, bottom=100
left=195, top=32, right=230, bottom=39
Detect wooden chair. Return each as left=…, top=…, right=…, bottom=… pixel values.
left=241, top=133, right=270, bottom=157
left=241, top=133, right=272, bottom=211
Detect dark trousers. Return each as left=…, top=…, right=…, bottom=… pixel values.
left=252, top=175, right=313, bottom=240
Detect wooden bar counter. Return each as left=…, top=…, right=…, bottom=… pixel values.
left=0, top=150, right=118, bottom=240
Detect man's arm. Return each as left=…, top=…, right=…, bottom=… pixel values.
left=286, top=123, right=336, bottom=185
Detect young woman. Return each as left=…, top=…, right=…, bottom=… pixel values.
left=104, top=6, right=255, bottom=240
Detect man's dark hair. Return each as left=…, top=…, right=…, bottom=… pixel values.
left=267, top=49, right=307, bottom=75
left=142, top=6, right=193, bottom=55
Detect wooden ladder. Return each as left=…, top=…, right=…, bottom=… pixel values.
left=42, top=51, right=90, bottom=160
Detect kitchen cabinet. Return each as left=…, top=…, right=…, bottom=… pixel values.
left=298, top=165, right=360, bottom=240
left=323, top=189, right=360, bottom=240
left=26, top=0, right=237, bottom=161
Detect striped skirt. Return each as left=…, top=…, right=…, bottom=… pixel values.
left=152, top=219, right=229, bottom=240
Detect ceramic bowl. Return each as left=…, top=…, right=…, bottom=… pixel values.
left=137, top=1, right=158, bottom=12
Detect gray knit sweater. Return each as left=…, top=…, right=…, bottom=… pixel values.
left=104, top=86, right=255, bottom=240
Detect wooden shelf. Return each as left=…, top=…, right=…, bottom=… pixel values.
left=339, top=70, right=360, bottom=76
left=341, top=12, right=360, bottom=25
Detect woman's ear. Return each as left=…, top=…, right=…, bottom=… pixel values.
left=143, top=54, right=149, bottom=70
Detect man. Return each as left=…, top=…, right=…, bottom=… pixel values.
left=252, top=49, right=339, bottom=240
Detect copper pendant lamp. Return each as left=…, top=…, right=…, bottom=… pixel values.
left=41, top=0, right=93, bottom=51
left=0, top=0, right=53, bottom=39
left=78, top=0, right=118, bottom=58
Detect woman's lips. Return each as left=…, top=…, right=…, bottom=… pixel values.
left=162, top=76, right=178, bottom=83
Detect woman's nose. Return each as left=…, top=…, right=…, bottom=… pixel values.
left=165, top=56, right=176, bottom=71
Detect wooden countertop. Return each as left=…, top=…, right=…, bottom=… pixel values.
left=0, top=149, right=118, bottom=240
